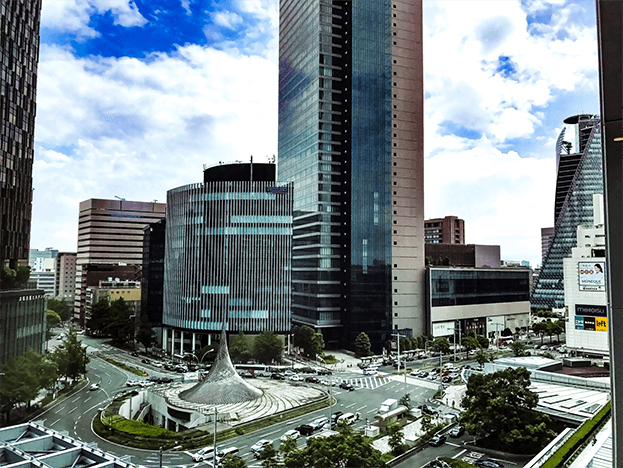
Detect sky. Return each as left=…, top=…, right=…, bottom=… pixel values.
left=31, top=0, right=600, bottom=268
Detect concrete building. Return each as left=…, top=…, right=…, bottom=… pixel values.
left=74, top=198, right=166, bottom=326
left=563, top=194, right=607, bottom=356
left=29, top=247, right=59, bottom=271
left=163, top=163, right=292, bottom=355
left=531, top=115, right=603, bottom=310
left=0, top=288, right=45, bottom=363
left=278, top=0, right=425, bottom=351
left=85, top=279, right=142, bottom=320
left=424, top=216, right=465, bottom=244
left=425, top=244, right=500, bottom=268
left=0, top=0, right=42, bottom=280
left=427, top=267, right=531, bottom=341
left=54, top=252, right=77, bottom=302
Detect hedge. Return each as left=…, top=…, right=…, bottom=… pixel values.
left=101, top=357, right=148, bottom=376
left=541, top=401, right=611, bottom=468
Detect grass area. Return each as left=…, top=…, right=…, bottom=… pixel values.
left=541, top=402, right=611, bottom=468
left=439, top=456, right=476, bottom=467
left=321, top=354, right=340, bottom=364
left=101, top=357, right=148, bottom=376
left=94, top=392, right=334, bottom=450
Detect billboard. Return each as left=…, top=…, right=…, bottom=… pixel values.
left=575, top=304, right=608, bottom=332
left=432, top=321, right=455, bottom=337
left=578, top=262, right=606, bottom=291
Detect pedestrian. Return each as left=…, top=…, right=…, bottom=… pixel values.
left=452, top=400, right=455, bottom=408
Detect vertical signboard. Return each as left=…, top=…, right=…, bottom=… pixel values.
left=578, top=262, right=606, bottom=291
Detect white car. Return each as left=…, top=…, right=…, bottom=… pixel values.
left=125, top=380, right=140, bottom=387
left=337, top=413, right=356, bottom=425
left=280, top=429, right=300, bottom=442
left=89, top=383, right=100, bottom=391
left=288, top=374, right=303, bottom=382
left=192, top=447, right=222, bottom=462
left=363, top=369, right=378, bottom=376
left=250, top=440, right=273, bottom=457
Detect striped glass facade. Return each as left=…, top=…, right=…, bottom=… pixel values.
left=531, top=116, right=603, bottom=309
left=164, top=179, right=293, bottom=334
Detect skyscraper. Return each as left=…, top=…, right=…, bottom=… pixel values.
left=531, top=115, right=603, bottom=310
left=0, top=0, right=42, bottom=279
left=278, top=0, right=425, bottom=351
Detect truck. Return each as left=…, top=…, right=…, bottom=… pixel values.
left=379, top=398, right=398, bottom=414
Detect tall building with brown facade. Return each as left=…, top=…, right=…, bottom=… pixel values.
left=74, top=199, right=166, bottom=325
left=278, top=0, right=425, bottom=351
left=424, top=216, right=465, bottom=244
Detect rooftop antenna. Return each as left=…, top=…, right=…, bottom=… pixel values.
left=114, top=195, right=125, bottom=201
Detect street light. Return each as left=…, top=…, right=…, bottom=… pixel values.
left=159, top=445, right=182, bottom=468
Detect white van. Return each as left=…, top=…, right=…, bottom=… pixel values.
left=337, top=413, right=357, bottom=425
left=218, top=447, right=239, bottom=458
left=192, top=447, right=221, bottom=462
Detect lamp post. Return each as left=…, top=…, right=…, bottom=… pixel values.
left=391, top=333, right=407, bottom=399
left=159, top=445, right=182, bottom=468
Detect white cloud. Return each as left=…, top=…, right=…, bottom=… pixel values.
left=212, top=11, right=243, bottom=29
left=41, top=0, right=146, bottom=38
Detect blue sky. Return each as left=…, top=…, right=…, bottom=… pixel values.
left=31, top=0, right=599, bottom=267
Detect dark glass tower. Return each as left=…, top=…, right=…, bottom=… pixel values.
left=278, top=0, right=425, bottom=351
left=0, top=0, right=42, bottom=282
left=531, top=115, right=603, bottom=309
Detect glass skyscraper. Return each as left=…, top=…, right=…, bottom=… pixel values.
left=0, top=0, right=42, bottom=279
left=531, top=115, right=603, bottom=310
left=278, top=0, right=425, bottom=351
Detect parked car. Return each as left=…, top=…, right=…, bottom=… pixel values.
left=540, top=345, right=549, bottom=350
left=417, top=405, right=437, bottom=415
left=125, top=380, right=139, bottom=387
left=217, top=447, right=239, bottom=461
left=295, top=424, right=314, bottom=436
left=330, top=411, right=344, bottom=426
left=339, top=382, right=354, bottom=391
left=337, top=413, right=357, bottom=425
left=305, top=376, right=321, bottom=384
left=270, top=373, right=285, bottom=380
left=288, top=374, right=303, bottom=382
left=160, top=376, right=174, bottom=383
left=280, top=429, right=300, bottom=442
left=449, top=425, right=465, bottom=437
left=309, top=417, right=329, bottom=431
left=250, top=440, right=273, bottom=458
left=131, top=351, right=140, bottom=357
left=428, top=434, right=446, bottom=447
left=363, top=368, right=378, bottom=376
left=317, top=369, right=332, bottom=375
left=141, top=359, right=150, bottom=364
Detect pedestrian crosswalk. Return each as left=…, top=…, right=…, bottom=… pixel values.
left=340, top=376, right=391, bottom=390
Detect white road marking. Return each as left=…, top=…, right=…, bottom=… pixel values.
left=356, top=405, right=366, bottom=411
left=84, top=397, right=91, bottom=403
left=453, top=449, right=467, bottom=459
left=263, top=429, right=281, bottom=437
left=68, top=407, right=77, bottom=414
left=50, top=418, right=60, bottom=426
left=446, top=441, right=461, bottom=447
left=345, top=402, right=357, bottom=408
left=71, top=396, right=80, bottom=403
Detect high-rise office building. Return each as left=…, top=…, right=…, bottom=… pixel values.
left=162, top=163, right=292, bottom=355
left=278, top=0, right=425, bottom=351
left=142, top=219, right=166, bottom=335
left=75, top=199, right=166, bottom=325
left=531, top=115, right=603, bottom=310
left=54, top=252, right=77, bottom=302
left=0, top=0, right=42, bottom=279
left=424, top=216, right=465, bottom=244
left=540, top=227, right=554, bottom=264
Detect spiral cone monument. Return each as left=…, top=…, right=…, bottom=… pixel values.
left=179, top=329, right=262, bottom=405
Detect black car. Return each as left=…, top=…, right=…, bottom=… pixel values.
left=339, top=382, right=354, bottom=391
left=131, top=352, right=140, bottom=357
left=160, top=376, right=174, bottom=383
left=428, top=434, right=446, bottom=447
left=295, top=424, right=314, bottom=436
left=317, top=369, right=332, bottom=376
left=418, top=405, right=437, bottom=415
left=305, top=376, right=320, bottom=384
left=270, top=373, right=285, bottom=380
left=475, top=460, right=505, bottom=468
left=330, top=411, right=343, bottom=426
left=141, top=359, right=150, bottom=364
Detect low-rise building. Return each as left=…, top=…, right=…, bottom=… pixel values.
left=0, top=288, right=45, bottom=363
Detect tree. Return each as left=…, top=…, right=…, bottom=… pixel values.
left=254, top=331, right=283, bottom=364
left=474, top=334, right=489, bottom=349
left=430, top=337, right=450, bottom=354
left=532, top=322, right=548, bottom=345
left=552, top=320, right=565, bottom=342
left=47, top=310, right=62, bottom=327
left=230, top=331, right=251, bottom=363
left=105, top=298, right=134, bottom=346
left=461, top=335, right=479, bottom=358
left=47, top=298, right=71, bottom=322
left=221, top=454, right=247, bottom=468
left=386, top=422, right=405, bottom=455
left=355, top=332, right=372, bottom=357
left=501, top=327, right=512, bottom=337
left=1, top=265, right=30, bottom=289
left=283, top=423, right=385, bottom=468
left=460, top=367, right=555, bottom=452
left=510, top=341, right=527, bottom=357
left=474, top=349, right=491, bottom=366
left=135, top=314, right=157, bottom=351
left=399, top=393, right=411, bottom=409
left=87, top=298, right=111, bottom=336
left=53, top=327, right=89, bottom=382
left=292, top=325, right=324, bottom=359
left=259, top=443, right=278, bottom=468
left=419, top=413, right=434, bottom=435
left=279, top=436, right=298, bottom=455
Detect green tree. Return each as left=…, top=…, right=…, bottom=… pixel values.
left=386, top=422, right=405, bottom=455
left=552, top=320, right=565, bottom=342
left=47, top=310, right=62, bottom=327
left=1, top=265, right=30, bottom=289
left=135, top=314, right=157, bottom=351
left=399, top=393, right=411, bottom=409
left=461, top=335, right=479, bottom=358
left=399, top=337, right=411, bottom=352
left=355, top=332, right=372, bottom=357
left=430, top=336, right=450, bottom=354
left=104, top=298, right=134, bottom=346
left=474, top=349, right=490, bottom=366
left=279, top=436, right=298, bottom=455
left=419, top=413, right=434, bottom=434
left=532, top=322, right=548, bottom=345
left=460, top=367, right=555, bottom=452
left=47, top=298, right=71, bottom=322
left=229, top=331, right=251, bottom=363
left=254, top=331, right=284, bottom=364
left=259, top=443, right=278, bottom=468
left=292, top=325, right=324, bottom=358
left=510, top=341, right=527, bottom=357
left=86, top=298, right=111, bottom=336
left=474, top=334, right=489, bottom=349
left=53, top=328, right=89, bottom=382
left=283, top=423, right=385, bottom=468
left=221, top=454, right=247, bottom=468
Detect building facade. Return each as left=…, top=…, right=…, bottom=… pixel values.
left=541, top=227, right=554, bottom=264
left=278, top=0, right=425, bottom=351
left=427, top=267, right=531, bottom=341
left=54, top=252, right=77, bottom=302
left=425, top=243, right=499, bottom=268
left=424, top=216, right=465, bottom=244
left=86, top=280, right=141, bottom=325
left=142, top=219, right=166, bottom=336
left=0, top=288, right=45, bottom=363
left=0, top=0, right=42, bottom=279
left=29, top=247, right=59, bottom=271
left=163, top=163, right=292, bottom=355
left=74, top=199, right=166, bottom=325
left=531, top=115, right=603, bottom=310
